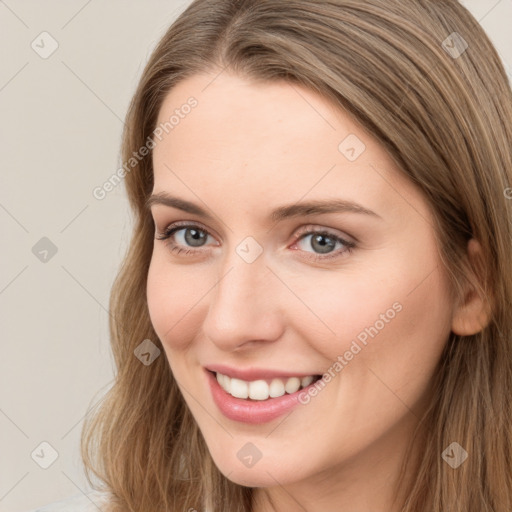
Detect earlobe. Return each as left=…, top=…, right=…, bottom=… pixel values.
left=451, top=238, right=492, bottom=336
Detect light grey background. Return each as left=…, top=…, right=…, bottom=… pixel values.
left=0, top=1, right=511, bottom=511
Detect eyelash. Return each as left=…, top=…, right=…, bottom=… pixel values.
left=155, top=221, right=356, bottom=262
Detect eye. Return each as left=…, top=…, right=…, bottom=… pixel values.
left=291, top=226, right=356, bottom=261
left=155, top=222, right=356, bottom=261
left=155, top=222, right=216, bottom=256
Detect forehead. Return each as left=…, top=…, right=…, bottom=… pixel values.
left=154, top=71, right=363, bottom=164
left=151, top=71, right=427, bottom=224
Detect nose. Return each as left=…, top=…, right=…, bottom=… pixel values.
left=201, top=251, right=285, bottom=352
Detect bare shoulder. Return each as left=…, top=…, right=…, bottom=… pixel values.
left=26, top=490, right=110, bottom=512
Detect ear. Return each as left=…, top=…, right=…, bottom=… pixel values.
left=451, top=238, right=492, bottom=336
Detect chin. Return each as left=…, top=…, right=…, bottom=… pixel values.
left=208, top=447, right=304, bottom=488
left=217, top=464, right=282, bottom=487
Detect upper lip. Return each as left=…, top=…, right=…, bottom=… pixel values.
left=205, top=364, right=320, bottom=381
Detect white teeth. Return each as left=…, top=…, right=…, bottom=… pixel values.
left=301, top=375, right=314, bottom=388
left=215, top=372, right=317, bottom=401
left=230, top=378, right=249, bottom=399
left=269, top=378, right=285, bottom=398
left=249, top=380, right=269, bottom=400
left=284, top=377, right=301, bottom=394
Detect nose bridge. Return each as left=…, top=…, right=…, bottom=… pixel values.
left=202, top=241, right=284, bottom=349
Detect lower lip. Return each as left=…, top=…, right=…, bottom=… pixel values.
left=206, top=370, right=312, bottom=424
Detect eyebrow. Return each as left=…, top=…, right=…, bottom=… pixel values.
left=145, top=191, right=381, bottom=222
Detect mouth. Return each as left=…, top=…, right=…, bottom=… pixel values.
left=205, top=367, right=323, bottom=424
left=210, top=370, right=322, bottom=401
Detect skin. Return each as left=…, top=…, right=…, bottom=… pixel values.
left=146, top=71, right=487, bottom=512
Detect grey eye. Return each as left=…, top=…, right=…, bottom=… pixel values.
left=175, top=227, right=209, bottom=247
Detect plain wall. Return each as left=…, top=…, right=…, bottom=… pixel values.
left=1, top=1, right=511, bottom=510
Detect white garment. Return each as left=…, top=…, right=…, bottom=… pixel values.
left=27, top=490, right=110, bottom=511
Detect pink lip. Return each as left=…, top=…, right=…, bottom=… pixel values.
left=205, top=369, right=317, bottom=424
left=205, top=364, right=318, bottom=381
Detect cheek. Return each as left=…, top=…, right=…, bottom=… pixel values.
left=371, top=266, right=453, bottom=388
left=296, top=249, right=453, bottom=379
left=146, top=251, right=212, bottom=351
left=325, top=258, right=453, bottom=418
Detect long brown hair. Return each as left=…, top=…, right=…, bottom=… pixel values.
left=81, top=1, right=512, bottom=510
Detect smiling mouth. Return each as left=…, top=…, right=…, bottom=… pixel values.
left=210, top=370, right=322, bottom=401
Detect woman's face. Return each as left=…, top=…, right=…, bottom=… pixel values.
left=147, top=71, right=455, bottom=496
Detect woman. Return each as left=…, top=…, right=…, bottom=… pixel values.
left=33, top=0, right=512, bottom=510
